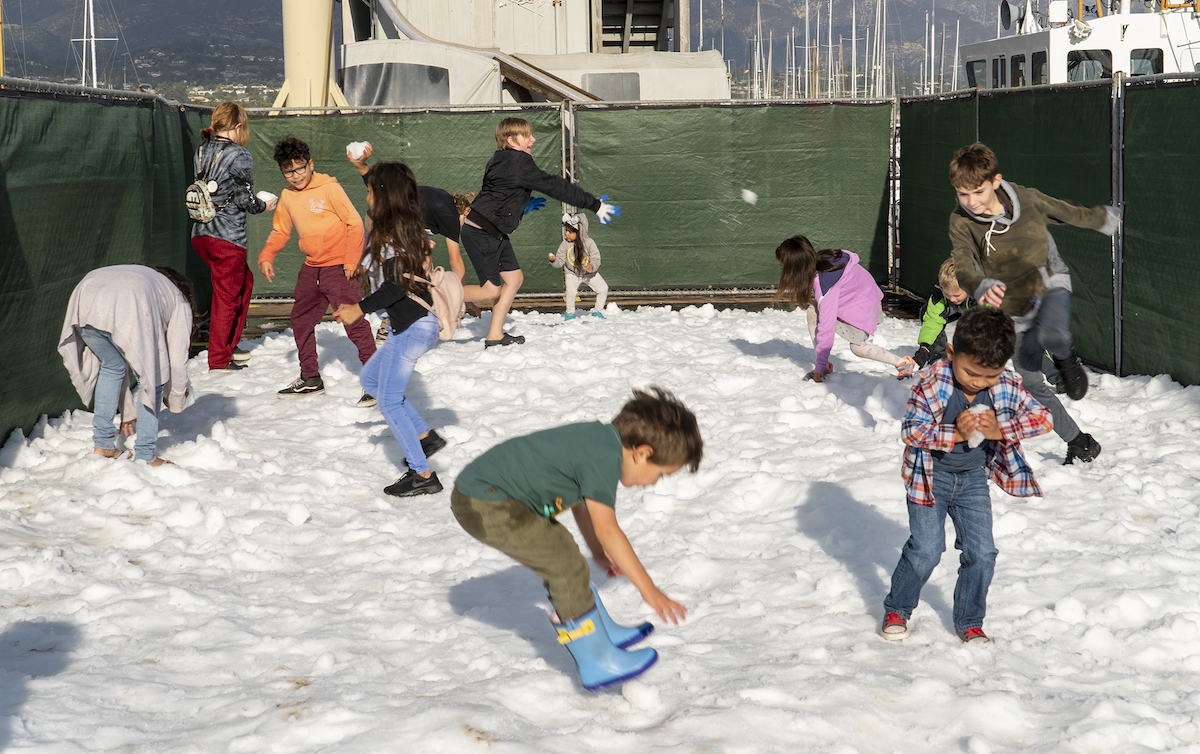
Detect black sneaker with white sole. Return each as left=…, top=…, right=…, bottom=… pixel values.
left=356, top=392, right=377, bottom=408
left=232, top=346, right=252, bottom=362
left=277, top=376, right=325, bottom=398
left=384, top=470, right=443, bottom=497
left=211, top=361, right=247, bottom=372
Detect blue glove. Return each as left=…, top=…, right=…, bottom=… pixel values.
left=596, top=194, right=621, bottom=225
left=523, top=196, right=546, bottom=215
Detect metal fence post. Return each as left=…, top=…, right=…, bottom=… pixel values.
left=1111, top=72, right=1125, bottom=377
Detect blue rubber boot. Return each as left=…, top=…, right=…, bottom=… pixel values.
left=590, top=583, right=653, bottom=648
left=556, top=607, right=658, bottom=691
left=591, top=311, right=606, bottom=319
left=563, top=312, right=576, bottom=320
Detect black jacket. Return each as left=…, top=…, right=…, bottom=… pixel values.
left=469, top=149, right=600, bottom=236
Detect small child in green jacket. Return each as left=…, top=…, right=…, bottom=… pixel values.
left=913, top=258, right=972, bottom=369
left=451, top=387, right=702, bottom=691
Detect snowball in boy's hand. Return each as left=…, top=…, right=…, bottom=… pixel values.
left=742, top=189, right=759, bottom=205
left=256, top=191, right=277, bottom=203
left=346, top=141, right=370, bottom=161
left=966, top=404, right=989, bottom=448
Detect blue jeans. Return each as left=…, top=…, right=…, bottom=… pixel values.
left=78, top=326, right=163, bottom=463
left=884, top=468, right=997, bottom=632
left=359, top=314, right=439, bottom=473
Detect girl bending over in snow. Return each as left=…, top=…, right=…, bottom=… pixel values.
left=334, top=162, right=447, bottom=498
left=774, top=235, right=916, bottom=382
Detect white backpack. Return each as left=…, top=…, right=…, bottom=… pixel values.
left=405, top=268, right=465, bottom=341
left=185, top=145, right=231, bottom=222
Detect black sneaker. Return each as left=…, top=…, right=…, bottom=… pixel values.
left=420, top=429, right=447, bottom=458
left=211, top=361, right=247, bottom=372
left=484, top=333, right=526, bottom=348
left=1053, top=350, right=1089, bottom=400
left=232, top=346, right=252, bottom=362
left=277, top=376, right=324, bottom=398
left=356, top=392, right=377, bottom=408
left=384, top=470, right=443, bottom=497
left=1064, top=432, right=1101, bottom=465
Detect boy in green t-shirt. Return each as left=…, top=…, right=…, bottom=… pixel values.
left=451, top=387, right=703, bottom=691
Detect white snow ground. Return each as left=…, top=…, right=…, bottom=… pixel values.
left=3, top=305, right=1200, bottom=753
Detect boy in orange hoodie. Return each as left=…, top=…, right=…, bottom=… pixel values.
left=258, top=136, right=376, bottom=404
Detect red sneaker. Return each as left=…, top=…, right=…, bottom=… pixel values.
left=881, top=612, right=908, bottom=640
left=958, top=627, right=991, bottom=645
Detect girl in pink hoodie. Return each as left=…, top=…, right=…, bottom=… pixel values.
left=775, top=235, right=917, bottom=382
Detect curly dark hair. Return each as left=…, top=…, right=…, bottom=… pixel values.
left=952, top=307, right=1016, bottom=368
left=273, top=135, right=310, bottom=168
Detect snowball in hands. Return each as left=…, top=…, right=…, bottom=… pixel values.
left=967, top=403, right=990, bottom=449
left=346, top=141, right=370, bottom=161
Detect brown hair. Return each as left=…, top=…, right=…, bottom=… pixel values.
left=773, top=235, right=847, bottom=309
left=937, top=258, right=962, bottom=293
left=363, top=162, right=430, bottom=295
left=612, top=387, right=703, bottom=472
left=495, top=117, right=532, bottom=150
left=949, top=142, right=999, bottom=190
left=201, top=101, right=249, bottom=146
left=452, top=191, right=476, bottom=216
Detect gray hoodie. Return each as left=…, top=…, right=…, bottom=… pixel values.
left=552, top=213, right=601, bottom=278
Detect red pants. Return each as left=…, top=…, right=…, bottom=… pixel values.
left=291, top=264, right=376, bottom=378
left=192, top=236, right=254, bottom=369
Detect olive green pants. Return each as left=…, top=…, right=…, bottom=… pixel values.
left=451, top=488, right=595, bottom=620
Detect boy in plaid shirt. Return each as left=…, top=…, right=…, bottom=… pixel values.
left=882, top=308, right=1052, bottom=644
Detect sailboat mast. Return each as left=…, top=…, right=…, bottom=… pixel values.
left=89, top=0, right=100, bottom=88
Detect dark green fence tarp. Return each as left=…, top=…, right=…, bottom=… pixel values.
left=900, top=86, right=1116, bottom=371
left=1122, top=80, right=1200, bottom=386
left=575, top=103, right=894, bottom=287
left=0, top=93, right=204, bottom=444
left=243, top=108, right=566, bottom=294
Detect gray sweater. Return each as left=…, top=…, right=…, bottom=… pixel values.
left=59, top=266, right=193, bottom=420
left=552, top=213, right=602, bottom=278
left=189, top=137, right=267, bottom=250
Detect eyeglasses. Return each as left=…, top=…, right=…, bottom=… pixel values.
left=282, top=161, right=310, bottom=178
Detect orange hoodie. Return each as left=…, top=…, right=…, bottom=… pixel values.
left=258, top=173, right=364, bottom=272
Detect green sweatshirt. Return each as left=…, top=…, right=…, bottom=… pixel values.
left=949, top=181, right=1118, bottom=318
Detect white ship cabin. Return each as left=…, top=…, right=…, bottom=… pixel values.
left=960, top=0, right=1200, bottom=88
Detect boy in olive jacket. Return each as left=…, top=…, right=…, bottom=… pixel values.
left=948, top=142, right=1119, bottom=464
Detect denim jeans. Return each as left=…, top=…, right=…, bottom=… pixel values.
left=78, top=326, right=163, bottom=462
left=1013, top=287, right=1079, bottom=442
left=359, top=314, right=439, bottom=473
left=884, top=468, right=997, bottom=632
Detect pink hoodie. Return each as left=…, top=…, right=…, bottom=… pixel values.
left=812, top=250, right=883, bottom=373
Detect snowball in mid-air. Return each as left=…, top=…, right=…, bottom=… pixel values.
left=742, top=189, right=758, bottom=205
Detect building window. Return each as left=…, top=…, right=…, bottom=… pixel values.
left=966, top=60, right=986, bottom=88
left=1131, top=48, right=1164, bottom=76
left=1067, top=50, right=1112, bottom=81
left=581, top=72, right=640, bottom=101
left=992, top=56, right=1007, bottom=88
left=1010, top=55, right=1027, bottom=87
left=1031, top=51, right=1048, bottom=85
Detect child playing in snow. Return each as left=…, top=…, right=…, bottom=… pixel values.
left=58, top=265, right=195, bottom=466
left=548, top=213, right=609, bottom=320
left=460, top=117, right=620, bottom=347
left=913, top=258, right=972, bottom=369
left=949, top=142, right=1117, bottom=464
left=333, top=162, right=447, bottom=499
left=450, top=387, right=702, bottom=690
left=257, top=136, right=376, bottom=405
left=882, top=307, right=1052, bottom=644
left=774, top=235, right=916, bottom=381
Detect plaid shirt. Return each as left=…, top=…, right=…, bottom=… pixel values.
left=901, top=359, right=1052, bottom=506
